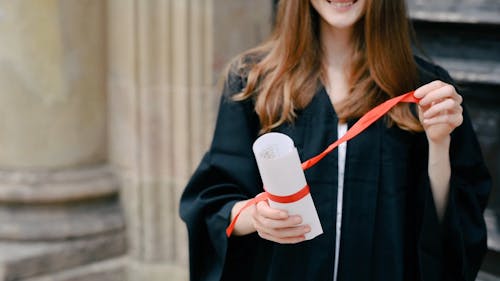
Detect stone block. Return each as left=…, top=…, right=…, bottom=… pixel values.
left=23, top=257, right=126, bottom=281
left=127, top=262, right=188, bottom=281
left=407, top=0, right=500, bottom=24
left=0, top=232, right=126, bottom=280
left=0, top=165, right=124, bottom=241
left=411, top=22, right=500, bottom=85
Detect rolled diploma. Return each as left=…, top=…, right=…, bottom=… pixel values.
left=253, top=132, right=323, bottom=240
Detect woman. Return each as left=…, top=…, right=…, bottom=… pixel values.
left=180, top=0, right=491, bottom=280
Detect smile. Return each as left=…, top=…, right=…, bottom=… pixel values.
left=326, top=0, right=358, bottom=8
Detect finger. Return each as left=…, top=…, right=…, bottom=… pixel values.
left=255, top=200, right=288, bottom=220
left=257, top=230, right=306, bottom=244
left=254, top=214, right=303, bottom=229
left=419, top=84, right=458, bottom=106
left=422, top=113, right=463, bottom=127
left=258, top=224, right=311, bottom=239
left=422, top=98, right=461, bottom=119
left=414, top=80, right=447, bottom=99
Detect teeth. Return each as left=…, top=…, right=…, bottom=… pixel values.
left=330, top=1, right=354, bottom=8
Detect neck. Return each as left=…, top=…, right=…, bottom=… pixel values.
left=320, top=22, right=355, bottom=70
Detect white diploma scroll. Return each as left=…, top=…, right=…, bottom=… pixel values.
left=253, top=132, right=323, bottom=240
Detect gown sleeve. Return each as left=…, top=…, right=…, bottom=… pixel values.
left=415, top=64, right=492, bottom=281
left=179, top=68, right=262, bottom=281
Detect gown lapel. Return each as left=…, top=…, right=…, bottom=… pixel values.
left=302, top=87, right=381, bottom=280
left=339, top=114, right=382, bottom=280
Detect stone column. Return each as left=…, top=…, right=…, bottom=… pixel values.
left=107, top=0, right=271, bottom=279
left=0, top=1, right=126, bottom=280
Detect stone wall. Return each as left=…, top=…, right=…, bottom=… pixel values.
left=0, top=1, right=126, bottom=280
left=0, top=0, right=271, bottom=280
left=107, top=0, right=272, bottom=280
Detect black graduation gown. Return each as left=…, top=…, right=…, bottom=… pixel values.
left=179, top=57, right=491, bottom=281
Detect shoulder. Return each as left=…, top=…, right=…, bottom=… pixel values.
left=414, top=55, right=455, bottom=86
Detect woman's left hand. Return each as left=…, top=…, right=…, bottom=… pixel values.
left=414, top=80, right=463, bottom=143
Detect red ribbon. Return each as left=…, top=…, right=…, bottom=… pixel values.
left=265, top=185, right=311, bottom=203
left=225, top=91, right=419, bottom=237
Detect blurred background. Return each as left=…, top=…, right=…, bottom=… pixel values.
left=0, top=0, right=497, bottom=280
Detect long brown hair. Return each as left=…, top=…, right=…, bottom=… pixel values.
left=233, top=0, right=423, bottom=133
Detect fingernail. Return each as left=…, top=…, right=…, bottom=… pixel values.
left=280, top=212, right=287, bottom=219
left=304, top=226, right=311, bottom=233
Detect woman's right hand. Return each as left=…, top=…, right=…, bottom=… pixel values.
left=231, top=199, right=310, bottom=244
left=253, top=200, right=310, bottom=244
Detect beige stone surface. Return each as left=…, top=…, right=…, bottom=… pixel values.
left=0, top=1, right=64, bottom=102
left=0, top=232, right=126, bottom=280
left=0, top=0, right=106, bottom=168
left=0, top=0, right=273, bottom=278
left=0, top=196, right=124, bottom=241
left=127, top=261, right=188, bottom=281
left=24, top=257, right=127, bottom=281
left=0, top=165, right=118, bottom=203
left=0, top=1, right=128, bottom=280
left=107, top=0, right=272, bottom=277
